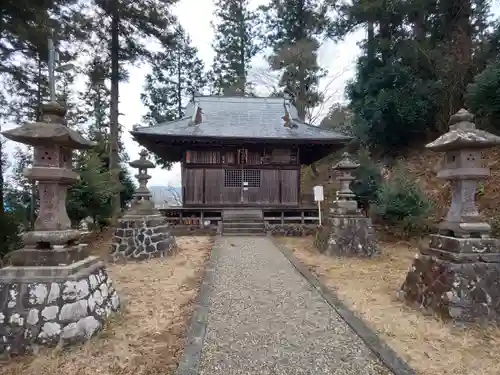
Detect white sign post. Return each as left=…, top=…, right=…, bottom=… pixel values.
left=313, top=185, right=324, bottom=226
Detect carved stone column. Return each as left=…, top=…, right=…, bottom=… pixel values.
left=110, top=150, right=176, bottom=261
left=318, top=152, right=379, bottom=257
left=0, top=102, right=120, bottom=355
left=399, top=109, right=500, bottom=322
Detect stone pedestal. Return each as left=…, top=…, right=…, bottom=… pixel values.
left=110, top=150, right=175, bottom=261
left=0, top=257, right=120, bottom=354
left=318, top=153, right=379, bottom=257
left=0, top=102, right=120, bottom=355
left=400, top=235, right=500, bottom=321
left=110, top=214, right=176, bottom=261
left=400, top=109, right=500, bottom=322
left=324, top=212, right=378, bottom=257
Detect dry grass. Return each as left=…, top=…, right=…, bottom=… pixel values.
left=0, top=235, right=213, bottom=375
left=276, top=237, right=500, bottom=375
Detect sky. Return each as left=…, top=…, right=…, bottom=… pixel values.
left=1, top=0, right=363, bottom=187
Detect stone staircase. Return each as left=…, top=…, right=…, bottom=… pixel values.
left=222, top=209, right=266, bottom=236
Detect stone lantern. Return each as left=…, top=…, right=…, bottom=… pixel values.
left=110, top=150, right=175, bottom=261
left=0, top=102, right=120, bottom=354
left=332, top=152, right=359, bottom=214
left=3, top=102, right=94, bottom=266
left=428, top=109, right=498, bottom=238
left=399, top=108, right=500, bottom=322
left=318, top=152, right=378, bottom=257
left=128, top=149, right=156, bottom=215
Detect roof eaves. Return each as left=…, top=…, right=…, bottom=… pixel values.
left=131, top=117, right=192, bottom=135
left=131, top=132, right=351, bottom=144
left=292, top=119, right=354, bottom=141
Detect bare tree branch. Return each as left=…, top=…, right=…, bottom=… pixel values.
left=248, top=66, right=348, bottom=125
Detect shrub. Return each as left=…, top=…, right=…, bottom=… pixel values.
left=373, top=164, right=431, bottom=237
left=0, top=211, right=22, bottom=257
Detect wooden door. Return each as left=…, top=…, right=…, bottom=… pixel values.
left=280, top=169, right=299, bottom=206
left=242, top=169, right=261, bottom=204
left=223, top=169, right=243, bottom=204
left=258, top=170, right=280, bottom=205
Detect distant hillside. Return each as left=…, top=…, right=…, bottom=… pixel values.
left=149, top=186, right=182, bottom=207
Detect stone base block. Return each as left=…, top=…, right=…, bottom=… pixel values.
left=110, top=214, right=176, bottom=261
left=319, top=215, right=379, bottom=257
left=0, top=257, right=120, bottom=355
left=399, top=235, right=500, bottom=322
left=7, top=243, right=89, bottom=267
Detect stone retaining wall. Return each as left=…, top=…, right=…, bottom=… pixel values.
left=0, top=263, right=120, bottom=355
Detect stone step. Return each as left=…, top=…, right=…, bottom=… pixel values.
left=222, top=209, right=263, bottom=221
left=223, top=227, right=265, bottom=234
left=222, top=232, right=267, bottom=236
left=223, top=216, right=264, bottom=222
left=222, top=222, right=265, bottom=229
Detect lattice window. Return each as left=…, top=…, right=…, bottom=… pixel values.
left=224, top=169, right=242, bottom=187
left=243, top=169, right=261, bottom=188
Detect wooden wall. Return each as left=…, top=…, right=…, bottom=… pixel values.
left=182, top=147, right=300, bottom=207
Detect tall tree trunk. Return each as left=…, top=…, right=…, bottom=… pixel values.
left=109, top=3, right=122, bottom=216
left=177, top=50, right=182, bottom=118
left=437, top=0, right=473, bottom=130
left=238, top=6, right=246, bottom=95
left=367, top=21, right=375, bottom=61
left=0, top=125, right=5, bottom=254
left=453, top=0, right=473, bottom=110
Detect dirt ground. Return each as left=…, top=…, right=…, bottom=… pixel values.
left=276, top=236, right=500, bottom=375
left=0, top=233, right=213, bottom=375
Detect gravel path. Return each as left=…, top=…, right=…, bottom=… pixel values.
left=198, top=236, right=391, bottom=375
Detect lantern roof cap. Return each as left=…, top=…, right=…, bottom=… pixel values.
left=129, top=150, right=155, bottom=169
left=1, top=101, right=95, bottom=149
left=426, top=109, right=500, bottom=152
left=333, top=152, right=359, bottom=170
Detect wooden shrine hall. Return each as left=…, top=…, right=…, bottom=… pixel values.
left=130, top=95, right=352, bottom=230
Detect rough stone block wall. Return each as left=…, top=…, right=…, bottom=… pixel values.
left=0, top=264, right=120, bottom=355
left=400, top=254, right=500, bottom=322
left=110, top=215, right=176, bottom=261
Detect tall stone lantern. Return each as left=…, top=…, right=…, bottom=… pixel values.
left=0, top=102, right=120, bottom=354
left=110, top=150, right=176, bottom=261
left=399, top=108, right=500, bottom=322
left=318, top=152, right=379, bottom=257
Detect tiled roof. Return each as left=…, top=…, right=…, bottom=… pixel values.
left=131, top=96, right=352, bottom=142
